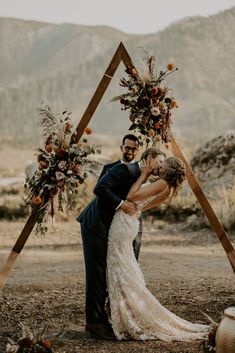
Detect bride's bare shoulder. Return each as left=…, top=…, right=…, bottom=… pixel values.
left=151, top=178, right=170, bottom=192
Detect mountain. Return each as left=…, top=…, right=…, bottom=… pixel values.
left=0, top=8, right=235, bottom=145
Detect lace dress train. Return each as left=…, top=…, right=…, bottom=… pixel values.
left=107, top=206, right=210, bottom=341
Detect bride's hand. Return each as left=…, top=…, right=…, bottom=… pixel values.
left=140, top=159, right=153, bottom=179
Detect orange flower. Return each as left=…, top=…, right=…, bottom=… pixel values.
left=165, top=143, right=169, bottom=149
left=84, top=127, right=92, bottom=135
left=64, top=122, right=73, bottom=131
left=39, top=161, right=48, bottom=169
left=154, top=122, right=161, bottom=129
left=148, top=129, right=155, bottom=137
left=34, top=196, right=42, bottom=205
left=131, top=68, right=137, bottom=76
left=170, top=100, right=178, bottom=109
left=45, top=144, right=52, bottom=153
left=37, top=339, right=53, bottom=349
left=167, top=63, right=175, bottom=71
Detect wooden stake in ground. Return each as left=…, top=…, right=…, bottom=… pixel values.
left=0, top=41, right=234, bottom=291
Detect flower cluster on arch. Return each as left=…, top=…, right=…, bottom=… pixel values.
left=25, top=104, right=100, bottom=234
left=112, top=56, right=178, bottom=146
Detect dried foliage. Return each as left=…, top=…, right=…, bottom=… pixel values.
left=24, top=103, right=101, bottom=234
left=208, top=181, right=235, bottom=230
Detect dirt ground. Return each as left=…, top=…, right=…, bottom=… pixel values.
left=0, top=219, right=235, bottom=353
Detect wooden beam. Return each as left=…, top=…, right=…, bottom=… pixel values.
left=170, top=135, right=235, bottom=273
left=0, top=212, right=38, bottom=290
left=120, top=42, right=134, bottom=69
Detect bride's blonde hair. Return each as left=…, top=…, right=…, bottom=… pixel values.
left=161, top=157, right=186, bottom=196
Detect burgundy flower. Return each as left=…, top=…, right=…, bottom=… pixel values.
left=137, top=97, right=149, bottom=108
left=129, top=114, right=136, bottom=123
left=120, top=98, right=129, bottom=105
left=18, top=337, right=34, bottom=348
left=151, top=86, right=158, bottom=95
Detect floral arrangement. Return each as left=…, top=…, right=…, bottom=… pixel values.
left=201, top=325, right=217, bottom=353
left=6, top=337, right=53, bottom=353
left=112, top=55, right=178, bottom=146
left=5, top=323, right=53, bottom=353
left=200, top=312, right=218, bottom=353
left=25, top=103, right=101, bottom=235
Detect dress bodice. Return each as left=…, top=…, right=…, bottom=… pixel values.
left=134, top=183, right=156, bottom=212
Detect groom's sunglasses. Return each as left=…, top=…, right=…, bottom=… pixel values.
left=124, top=146, right=138, bottom=152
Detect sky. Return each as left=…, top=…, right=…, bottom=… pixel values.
left=0, top=0, right=235, bottom=34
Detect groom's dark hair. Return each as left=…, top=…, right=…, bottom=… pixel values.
left=141, top=147, right=166, bottom=160
left=122, top=134, right=139, bottom=146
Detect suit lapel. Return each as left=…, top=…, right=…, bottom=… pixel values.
left=126, top=162, right=140, bottom=179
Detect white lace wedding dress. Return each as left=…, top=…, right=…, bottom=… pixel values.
left=106, top=193, right=210, bottom=341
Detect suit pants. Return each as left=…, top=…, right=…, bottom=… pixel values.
left=81, top=223, right=108, bottom=324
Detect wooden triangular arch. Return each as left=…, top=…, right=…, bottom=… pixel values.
left=0, top=42, right=234, bottom=290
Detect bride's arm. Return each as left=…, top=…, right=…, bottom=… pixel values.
left=141, top=187, right=170, bottom=211
left=126, top=173, right=147, bottom=200
left=126, top=159, right=152, bottom=200
left=127, top=178, right=169, bottom=202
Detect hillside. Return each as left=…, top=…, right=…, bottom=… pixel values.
left=0, top=7, right=235, bottom=145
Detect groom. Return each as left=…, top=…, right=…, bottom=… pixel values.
left=99, top=134, right=142, bottom=260
left=77, top=147, right=166, bottom=339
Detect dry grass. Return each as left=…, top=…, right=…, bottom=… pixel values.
left=208, top=181, right=235, bottom=230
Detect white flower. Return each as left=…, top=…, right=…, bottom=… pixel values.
left=58, top=160, right=67, bottom=171
left=151, top=107, right=160, bottom=116
left=5, top=343, right=19, bottom=353
left=55, top=171, right=66, bottom=180
left=159, top=102, right=167, bottom=110
left=67, top=170, right=73, bottom=175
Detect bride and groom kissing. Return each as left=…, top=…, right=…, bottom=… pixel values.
left=77, top=134, right=210, bottom=341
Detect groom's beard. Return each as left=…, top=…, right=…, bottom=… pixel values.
left=123, top=153, right=135, bottom=163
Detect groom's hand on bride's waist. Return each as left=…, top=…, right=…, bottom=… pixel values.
left=120, top=200, right=138, bottom=215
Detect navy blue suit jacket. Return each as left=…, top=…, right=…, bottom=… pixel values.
left=99, top=160, right=121, bottom=180
left=77, top=162, right=140, bottom=240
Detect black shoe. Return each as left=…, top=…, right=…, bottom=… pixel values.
left=85, top=323, right=116, bottom=340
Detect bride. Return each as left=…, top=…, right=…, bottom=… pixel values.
left=107, top=155, right=210, bottom=341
